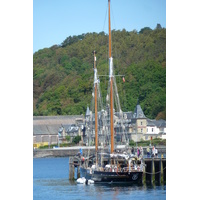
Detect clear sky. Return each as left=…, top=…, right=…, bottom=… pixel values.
left=33, top=0, right=166, bottom=53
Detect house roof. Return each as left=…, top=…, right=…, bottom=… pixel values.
left=113, top=111, right=133, bottom=120
left=33, top=115, right=83, bottom=135
left=85, top=106, right=90, bottom=116
left=147, top=119, right=156, bottom=126
left=147, top=119, right=166, bottom=128
left=64, top=124, right=79, bottom=133
left=133, top=102, right=146, bottom=119
left=125, top=112, right=133, bottom=119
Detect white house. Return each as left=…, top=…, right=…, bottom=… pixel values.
left=146, top=119, right=166, bottom=140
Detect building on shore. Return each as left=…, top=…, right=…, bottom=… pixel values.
left=83, top=101, right=166, bottom=146
left=33, top=103, right=166, bottom=148
left=33, top=115, right=84, bottom=148
left=132, top=102, right=166, bottom=141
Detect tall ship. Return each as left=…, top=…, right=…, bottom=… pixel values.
left=79, top=0, right=144, bottom=184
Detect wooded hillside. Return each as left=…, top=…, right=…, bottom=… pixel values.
left=33, top=26, right=166, bottom=120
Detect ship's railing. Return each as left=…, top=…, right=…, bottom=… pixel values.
left=99, top=164, right=143, bottom=173
left=122, top=166, right=143, bottom=172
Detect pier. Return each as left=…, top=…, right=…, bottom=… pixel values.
left=143, top=158, right=166, bottom=184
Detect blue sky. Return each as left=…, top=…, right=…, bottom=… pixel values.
left=33, top=0, right=166, bottom=53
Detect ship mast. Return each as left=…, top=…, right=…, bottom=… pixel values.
left=108, top=0, right=114, bottom=154
left=93, top=50, right=98, bottom=165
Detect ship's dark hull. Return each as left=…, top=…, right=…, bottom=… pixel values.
left=80, top=167, right=143, bottom=184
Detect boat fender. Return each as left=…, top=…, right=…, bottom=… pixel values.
left=88, top=180, right=94, bottom=184
left=77, top=177, right=86, bottom=184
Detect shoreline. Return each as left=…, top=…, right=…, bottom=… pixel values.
left=33, top=145, right=166, bottom=158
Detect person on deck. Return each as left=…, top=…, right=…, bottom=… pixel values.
left=131, top=147, right=135, bottom=155
left=77, top=148, right=82, bottom=157
left=152, top=146, right=155, bottom=158
left=155, top=147, right=158, bottom=157
left=147, top=146, right=150, bottom=158
left=137, top=148, right=140, bottom=158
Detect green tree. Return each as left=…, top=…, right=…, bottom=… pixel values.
left=72, top=136, right=81, bottom=144
left=33, top=27, right=166, bottom=119
left=66, top=135, right=71, bottom=141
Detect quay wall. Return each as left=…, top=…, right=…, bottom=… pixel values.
left=33, top=146, right=166, bottom=158
left=33, top=147, right=96, bottom=158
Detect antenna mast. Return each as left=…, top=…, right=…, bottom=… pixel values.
left=93, top=50, right=98, bottom=165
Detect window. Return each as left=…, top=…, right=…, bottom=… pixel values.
left=152, top=128, right=153, bottom=132
left=141, top=128, right=143, bottom=133
left=147, top=128, right=148, bottom=132
left=141, top=121, right=143, bottom=125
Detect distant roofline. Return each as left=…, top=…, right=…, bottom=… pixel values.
left=33, top=115, right=83, bottom=120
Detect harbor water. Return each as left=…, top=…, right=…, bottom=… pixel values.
left=33, top=157, right=166, bottom=200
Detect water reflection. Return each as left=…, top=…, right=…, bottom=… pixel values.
left=73, top=181, right=165, bottom=200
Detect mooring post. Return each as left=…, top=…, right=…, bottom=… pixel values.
left=77, top=166, right=80, bottom=179
left=145, top=158, right=153, bottom=184
left=69, top=157, right=75, bottom=180
left=162, top=158, right=166, bottom=184
left=154, top=158, right=161, bottom=184
left=143, top=159, right=146, bottom=184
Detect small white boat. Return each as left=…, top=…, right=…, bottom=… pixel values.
left=77, top=177, right=94, bottom=184
left=77, top=177, right=86, bottom=184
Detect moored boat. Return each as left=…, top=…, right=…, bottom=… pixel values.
left=79, top=0, right=144, bottom=184
left=80, top=152, right=143, bottom=183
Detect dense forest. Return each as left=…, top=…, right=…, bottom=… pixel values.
left=33, top=25, right=166, bottom=120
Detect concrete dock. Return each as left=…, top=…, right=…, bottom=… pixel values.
left=33, top=145, right=166, bottom=158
